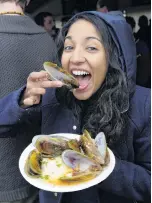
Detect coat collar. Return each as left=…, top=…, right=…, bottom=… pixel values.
left=0, top=15, right=46, bottom=34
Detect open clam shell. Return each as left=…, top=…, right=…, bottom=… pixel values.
left=95, top=132, right=107, bottom=162
left=80, top=130, right=106, bottom=165
left=61, top=150, right=101, bottom=181
left=43, top=62, right=79, bottom=89
left=62, top=150, right=102, bottom=171
left=32, top=135, right=69, bottom=158
left=95, top=132, right=110, bottom=165
left=24, top=149, right=42, bottom=178
left=32, top=135, right=70, bottom=146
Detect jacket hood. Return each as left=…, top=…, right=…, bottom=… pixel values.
left=69, top=11, right=137, bottom=92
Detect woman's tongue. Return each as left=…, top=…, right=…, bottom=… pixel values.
left=75, top=75, right=91, bottom=90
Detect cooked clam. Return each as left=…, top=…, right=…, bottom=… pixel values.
left=43, top=62, right=79, bottom=89
left=25, top=130, right=110, bottom=183
left=80, top=130, right=107, bottom=165
left=25, top=150, right=42, bottom=178
left=34, top=136, right=69, bottom=158
left=61, top=150, right=102, bottom=181
left=62, top=150, right=102, bottom=171
left=67, top=139, right=81, bottom=153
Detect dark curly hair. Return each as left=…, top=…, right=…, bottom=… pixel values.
left=34, top=12, right=53, bottom=27
left=56, top=13, right=129, bottom=145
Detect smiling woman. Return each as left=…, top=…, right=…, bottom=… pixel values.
left=62, top=20, right=107, bottom=100
left=0, top=11, right=150, bottom=203
left=56, top=13, right=129, bottom=142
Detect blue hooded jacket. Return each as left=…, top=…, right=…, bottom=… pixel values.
left=0, top=11, right=150, bottom=203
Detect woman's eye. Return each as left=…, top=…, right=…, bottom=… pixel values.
left=87, top=47, right=98, bottom=51
left=64, top=46, right=73, bottom=51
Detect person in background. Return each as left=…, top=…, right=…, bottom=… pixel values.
left=126, top=16, right=151, bottom=88
left=125, top=16, right=136, bottom=37
left=136, top=15, right=150, bottom=51
left=34, top=12, right=59, bottom=40
left=0, top=11, right=150, bottom=203
left=0, top=0, right=57, bottom=203
left=96, top=0, right=109, bottom=13
left=96, top=0, right=122, bottom=17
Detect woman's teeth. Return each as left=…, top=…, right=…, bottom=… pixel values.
left=72, top=70, right=90, bottom=76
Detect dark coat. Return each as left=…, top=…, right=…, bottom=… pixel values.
left=0, top=14, right=57, bottom=201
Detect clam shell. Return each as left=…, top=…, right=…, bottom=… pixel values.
left=62, top=150, right=99, bottom=171
left=32, top=135, right=69, bottom=158
left=95, top=132, right=107, bottom=163
left=24, top=149, right=42, bottom=178
left=80, top=130, right=105, bottom=165
left=67, top=139, right=81, bottom=152
left=32, top=135, right=69, bottom=147
left=61, top=150, right=101, bottom=181
left=43, top=62, right=79, bottom=89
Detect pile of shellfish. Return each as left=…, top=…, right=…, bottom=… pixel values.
left=25, top=130, right=110, bottom=182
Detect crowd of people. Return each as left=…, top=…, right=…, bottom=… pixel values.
left=126, top=15, right=151, bottom=88
left=97, top=0, right=151, bottom=88
left=0, top=0, right=151, bottom=203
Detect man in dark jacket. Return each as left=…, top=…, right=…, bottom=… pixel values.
left=136, top=15, right=150, bottom=51
left=0, top=0, right=57, bottom=202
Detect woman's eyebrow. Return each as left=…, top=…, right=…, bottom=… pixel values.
left=65, top=36, right=101, bottom=43
left=85, top=37, right=102, bottom=43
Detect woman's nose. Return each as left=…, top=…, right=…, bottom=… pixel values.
left=70, top=49, right=85, bottom=64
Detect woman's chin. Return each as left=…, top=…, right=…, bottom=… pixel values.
left=73, top=89, right=93, bottom=101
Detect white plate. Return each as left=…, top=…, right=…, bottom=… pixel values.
left=19, top=133, right=115, bottom=193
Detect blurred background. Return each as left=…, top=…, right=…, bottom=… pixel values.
left=25, top=0, right=151, bottom=31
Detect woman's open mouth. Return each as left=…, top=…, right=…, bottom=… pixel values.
left=71, top=70, right=91, bottom=91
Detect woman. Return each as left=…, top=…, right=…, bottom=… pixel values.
left=0, top=11, right=150, bottom=203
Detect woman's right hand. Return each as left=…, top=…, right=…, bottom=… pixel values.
left=21, top=71, right=63, bottom=107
